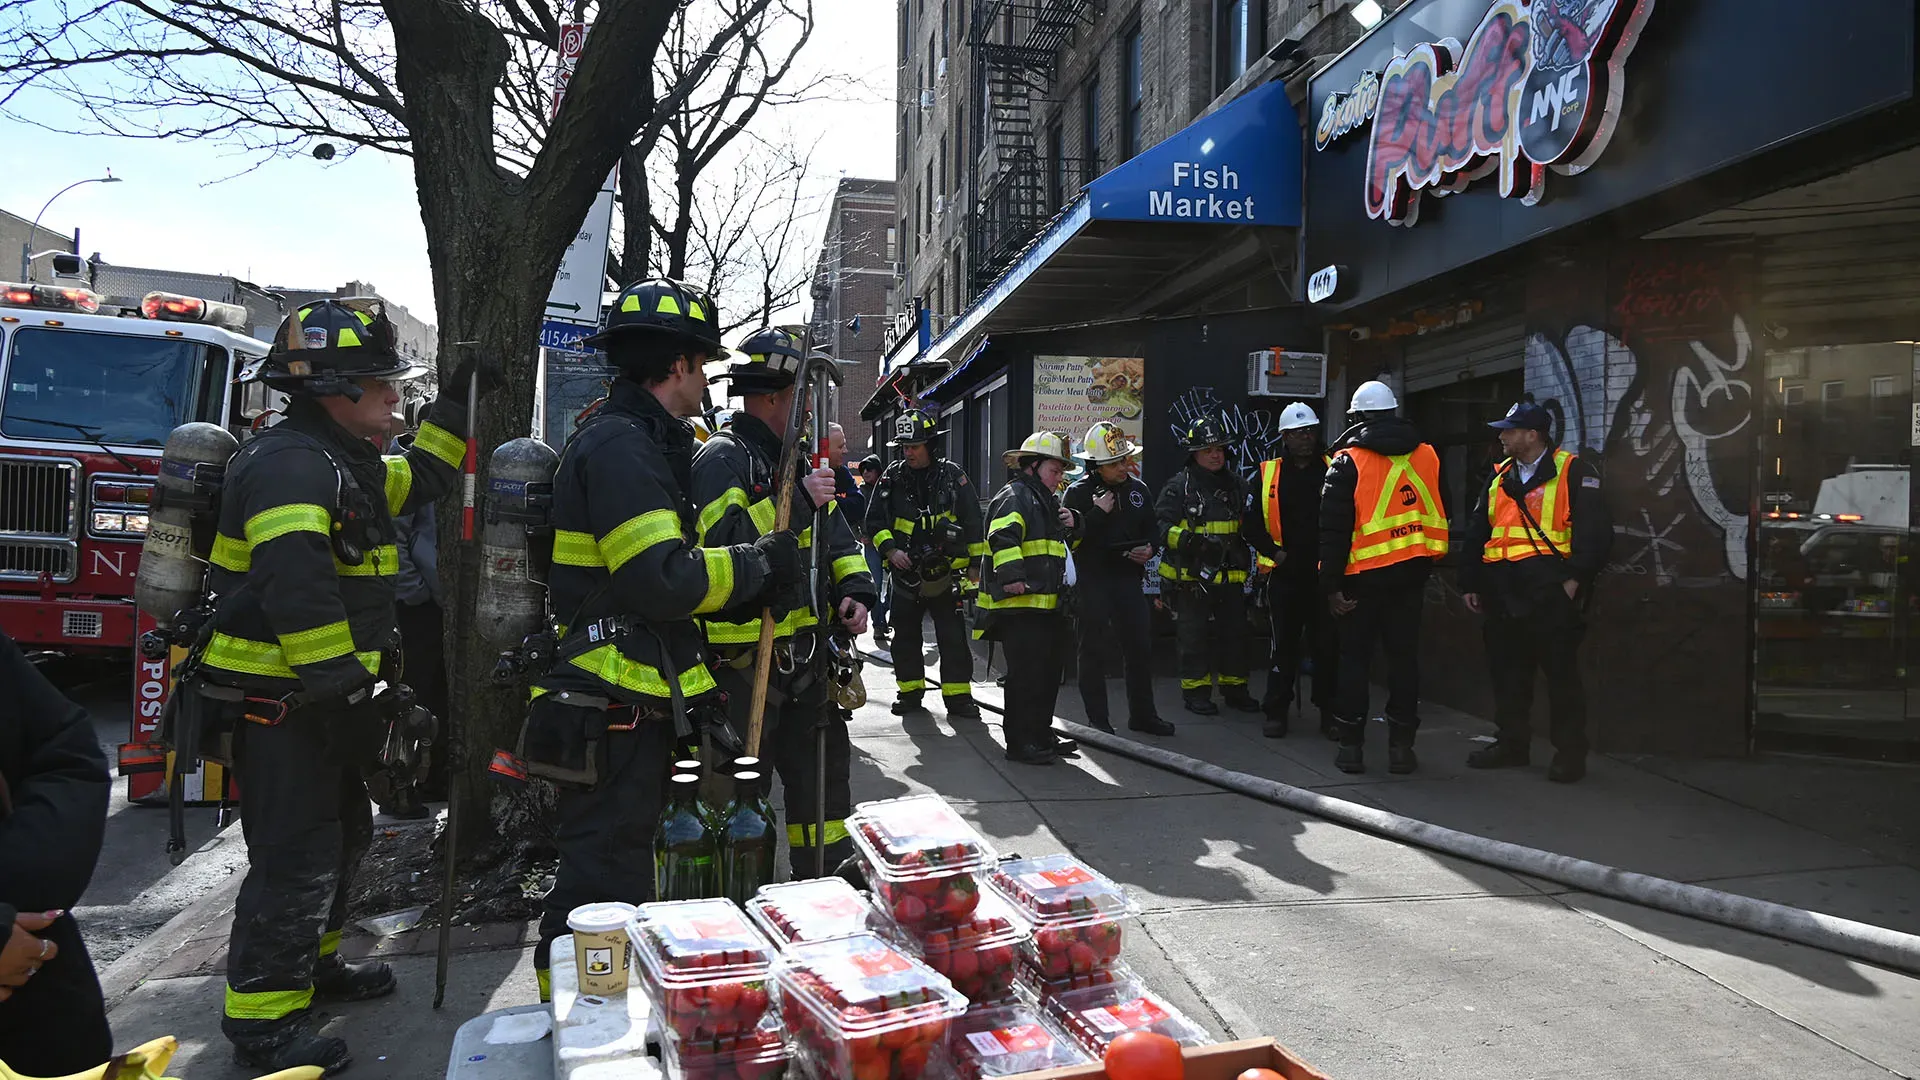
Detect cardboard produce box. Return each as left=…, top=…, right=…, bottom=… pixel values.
left=1006, top=1037, right=1332, bottom=1080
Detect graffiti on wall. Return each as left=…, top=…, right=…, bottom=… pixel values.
left=1166, top=386, right=1287, bottom=483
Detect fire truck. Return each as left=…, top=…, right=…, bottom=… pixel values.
left=0, top=277, right=277, bottom=800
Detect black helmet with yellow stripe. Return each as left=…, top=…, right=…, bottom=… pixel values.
left=717, top=325, right=806, bottom=395
left=583, top=278, right=726, bottom=359
left=243, top=297, right=425, bottom=396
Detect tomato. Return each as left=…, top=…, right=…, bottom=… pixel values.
left=1236, top=1070, right=1286, bottom=1080
left=1103, top=1031, right=1186, bottom=1080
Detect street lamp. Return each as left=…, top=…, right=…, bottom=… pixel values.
left=20, top=170, right=122, bottom=282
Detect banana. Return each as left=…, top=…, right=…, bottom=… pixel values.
left=1, top=1035, right=316, bottom=1080
left=248, top=1071, right=324, bottom=1080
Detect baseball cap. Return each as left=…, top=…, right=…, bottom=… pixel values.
left=1489, top=401, right=1552, bottom=432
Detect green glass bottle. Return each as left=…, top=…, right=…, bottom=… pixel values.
left=654, top=774, right=718, bottom=900
left=719, top=769, right=778, bottom=903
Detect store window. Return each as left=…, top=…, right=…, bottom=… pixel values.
left=1755, top=342, right=1920, bottom=756
left=969, top=374, right=1012, bottom=497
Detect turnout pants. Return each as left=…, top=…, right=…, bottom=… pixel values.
left=998, top=609, right=1066, bottom=755
left=888, top=574, right=974, bottom=702
left=1265, top=572, right=1337, bottom=718
left=1483, top=587, right=1589, bottom=757
left=1172, top=582, right=1249, bottom=695
left=1075, top=572, right=1156, bottom=725
left=223, top=706, right=373, bottom=1039
left=716, top=665, right=853, bottom=879
left=1332, top=573, right=1424, bottom=746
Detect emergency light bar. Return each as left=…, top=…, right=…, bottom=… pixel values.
left=142, top=291, right=249, bottom=333
left=0, top=281, right=103, bottom=314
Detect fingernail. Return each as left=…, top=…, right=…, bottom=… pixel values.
left=44, top=910, right=64, bottom=918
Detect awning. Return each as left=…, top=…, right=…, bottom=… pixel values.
left=915, top=80, right=1304, bottom=381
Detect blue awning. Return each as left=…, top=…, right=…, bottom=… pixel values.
left=909, top=80, right=1303, bottom=384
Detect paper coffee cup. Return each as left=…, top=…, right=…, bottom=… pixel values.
left=567, top=901, right=637, bottom=996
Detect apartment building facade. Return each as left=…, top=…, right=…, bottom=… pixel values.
left=806, top=178, right=900, bottom=452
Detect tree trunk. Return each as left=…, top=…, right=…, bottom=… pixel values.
left=619, top=142, right=651, bottom=282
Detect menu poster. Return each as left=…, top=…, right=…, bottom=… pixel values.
left=1031, top=356, right=1146, bottom=462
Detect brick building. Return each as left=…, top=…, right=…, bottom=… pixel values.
left=806, top=178, right=900, bottom=454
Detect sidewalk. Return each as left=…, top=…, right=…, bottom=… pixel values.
left=97, top=639, right=1920, bottom=1078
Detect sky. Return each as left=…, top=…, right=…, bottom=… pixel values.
left=0, top=1, right=897, bottom=329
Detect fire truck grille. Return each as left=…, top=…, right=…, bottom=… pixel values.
left=0, top=541, right=75, bottom=581
left=0, top=456, right=80, bottom=583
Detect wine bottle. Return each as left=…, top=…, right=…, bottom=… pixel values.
left=654, top=774, right=718, bottom=900
left=719, top=769, right=778, bottom=902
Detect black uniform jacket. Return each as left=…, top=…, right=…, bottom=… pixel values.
left=1063, top=472, right=1156, bottom=579
left=864, top=458, right=986, bottom=573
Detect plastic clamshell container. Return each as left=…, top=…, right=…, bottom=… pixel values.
left=985, top=854, right=1139, bottom=982
left=1042, top=975, right=1212, bottom=1055
left=658, top=1016, right=789, bottom=1080
left=886, top=887, right=1029, bottom=1008
left=746, top=877, right=881, bottom=948
left=629, top=898, right=778, bottom=1041
left=1018, top=960, right=1136, bottom=1003
left=773, top=932, right=967, bottom=1080
left=945, top=999, right=1091, bottom=1079
left=849, top=794, right=995, bottom=881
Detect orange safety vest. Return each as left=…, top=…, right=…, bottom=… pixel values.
left=1483, top=449, right=1575, bottom=563
left=1337, top=444, right=1449, bottom=574
left=1255, top=455, right=1332, bottom=571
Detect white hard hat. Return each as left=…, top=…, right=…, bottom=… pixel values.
left=1277, top=402, right=1320, bottom=432
left=1080, top=420, right=1142, bottom=464
left=1349, top=380, right=1399, bottom=413
left=1003, top=430, right=1074, bottom=467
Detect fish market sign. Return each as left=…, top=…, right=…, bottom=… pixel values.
left=1146, top=163, right=1259, bottom=221
left=1338, top=0, right=1654, bottom=227
left=1086, top=80, right=1303, bottom=228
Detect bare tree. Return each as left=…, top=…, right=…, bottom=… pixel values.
left=681, top=136, right=818, bottom=336
left=0, top=0, right=771, bottom=833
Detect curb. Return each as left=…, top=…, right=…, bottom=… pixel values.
left=97, top=822, right=247, bottom=1013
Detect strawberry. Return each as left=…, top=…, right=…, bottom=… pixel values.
left=896, top=1041, right=932, bottom=1079
left=894, top=893, right=928, bottom=926
left=1068, top=941, right=1097, bottom=973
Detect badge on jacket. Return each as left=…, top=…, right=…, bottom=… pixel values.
left=1582, top=476, right=1600, bottom=489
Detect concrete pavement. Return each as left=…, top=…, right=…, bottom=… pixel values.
left=92, top=641, right=1920, bottom=1079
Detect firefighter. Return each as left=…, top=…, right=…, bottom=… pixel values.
left=1252, top=403, right=1339, bottom=740
left=1460, top=401, right=1612, bottom=782
left=201, top=298, right=471, bottom=1071
left=529, top=280, right=791, bottom=1003
left=693, top=328, right=875, bottom=875
left=1319, top=380, right=1448, bottom=775
left=978, top=433, right=1081, bottom=765
left=1155, top=412, right=1262, bottom=716
left=864, top=409, right=985, bottom=719
left=1063, top=421, right=1171, bottom=736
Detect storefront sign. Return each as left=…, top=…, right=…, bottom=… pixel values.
left=1086, top=81, right=1301, bottom=227
left=1315, top=70, right=1381, bottom=151
left=1364, top=0, right=1654, bottom=227
left=1032, top=355, right=1146, bottom=457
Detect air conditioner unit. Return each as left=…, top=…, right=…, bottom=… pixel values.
left=933, top=194, right=946, bottom=215
left=936, top=57, right=949, bottom=82
left=1246, top=349, right=1328, bottom=398
left=920, top=88, right=936, bottom=109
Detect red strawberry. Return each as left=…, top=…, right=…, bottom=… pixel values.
left=894, top=893, right=928, bottom=926
left=1068, top=941, right=1097, bottom=973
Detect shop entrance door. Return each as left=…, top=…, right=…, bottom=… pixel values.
left=1753, top=342, right=1920, bottom=759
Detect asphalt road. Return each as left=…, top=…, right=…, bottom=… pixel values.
left=45, top=659, right=249, bottom=972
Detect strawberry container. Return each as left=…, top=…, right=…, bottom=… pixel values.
left=747, top=877, right=883, bottom=949
left=850, top=795, right=996, bottom=933
left=629, top=897, right=778, bottom=1041
left=944, top=1000, right=1090, bottom=1080
left=1018, top=960, right=1134, bottom=1002
left=660, top=1017, right=790, bottom=1080
left=774, top=931, right=968, bottom=1080
left=1042, top=975, right=1211, bottom=1055
left=886, top=888, right=1029, bottom=1008
left=985, top=854, right=1138, bottom=983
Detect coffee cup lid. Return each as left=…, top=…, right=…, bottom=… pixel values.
left=568, top=901, right=637, bottom=934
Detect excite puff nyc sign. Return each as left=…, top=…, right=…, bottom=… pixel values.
left=1316, top=0, right=1654, bottom=228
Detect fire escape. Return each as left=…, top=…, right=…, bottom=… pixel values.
left=966, top=0, right=1097, bottom=299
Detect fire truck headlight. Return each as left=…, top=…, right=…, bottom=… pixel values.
left=123, top=513, right=150, bottom=534
left=92, top=511, right=125, bottom=533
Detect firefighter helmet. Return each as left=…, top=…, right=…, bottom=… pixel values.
left=889, top=409, right=938, bottom=447
left=1277, top=402, right=1320, bottom=432
left=242, top=298, right=426, bottom=394
left=719, top=326, right=806, bottom=393
left=1081, top=420, right=1141, bottom=465
left=1179, top=412, right=1232, bottom=452
left=1003, top=430, right=1074, bottom=468
left=582, top=278, right=726, bottom=358
left=1349, top=379, right=1399, bottom=413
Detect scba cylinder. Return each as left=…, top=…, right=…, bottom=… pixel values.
left=135, top=422, right=238, bottom=628
left=480, top=437, right=560, bottom=650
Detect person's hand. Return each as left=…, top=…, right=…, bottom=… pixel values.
left=1269, top=550, right=1288, bottom=568
left=1330, top=592, right=1358, bottom=616
left=838, top=598, right=870, bottom=635
left=1563, top=579, right=1580, bottom=600
left=1125, top=545, right=1152, bottom=566
left=1093, top=490, right=1116, bottom=513
left=800, top=467, right=837, bottom=508
left=1057, top=507, right=1075, bottom=529
left=967, top=565, right=982, bottom=586
left=1463, top=592, right=1484, bottom=615
left=0, top=913, right=61, bottom=1001
left=753, top=531, right=803, bottom=601
left=888, top=549, right=913, bottom=572
left=1003, top=581, right=1027, bottom=595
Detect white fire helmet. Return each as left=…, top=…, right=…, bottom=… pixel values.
left=1277, top=402, right=1320, bottom=432
left=1349, top=380, right=1399, bottom=413
left=1080, top=420, right=1142, bottom=465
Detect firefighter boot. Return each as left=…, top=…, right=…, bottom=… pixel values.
left=892, top=694, right=927, bottom=716
left=1386, top=720, right=1419, bottom=775
left=315, top=952, right=398, bottom=1002
left=1262, top=698, right=1289, bottom=739
left=1222, top=686, right=1262, bottom=714
left=227, top=1017, right=351, bottom=1076
left=1183, top=691, right=1218, bottom=716
left=945, top=695, right=983, bottom=721
left=1332, top=717, right=1365, bottom=775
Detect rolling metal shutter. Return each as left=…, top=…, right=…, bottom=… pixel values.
left=1400, top=315, right=1527, bottom=393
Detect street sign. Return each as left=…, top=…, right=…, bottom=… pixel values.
left=540, top=319, right=594, bottom=353
left=546, top=168, right=617, bottom=328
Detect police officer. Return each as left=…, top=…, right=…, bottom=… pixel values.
left=1461, top=401, right=1612, bottom=782
left=529, top=280, right=791, bottom=1002
left=1253, top=403, right=1339, bottom=741
left=864, top=410, right=985, bottom=719
left=1063, top=422, right=1171, bottom=736
left=1155, top=413, right=1262, bottom=716
left=978, top=433, right=1080, bottom=765
left=693, top=328, right=875, bottom=875
left=1320, top=380, right=1448, bottom=775
left=203, top=298, right=470, bottom=1071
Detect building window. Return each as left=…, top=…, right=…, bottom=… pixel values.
left=941, top=0, right=950, bottom=55
left=1047, top=121, right=1065, bottom=208
left=1122, top=26, right=1144, bottom=160
left=1872, top=374, right=1898, bottom=417
left=886, top=226, right=899, bottom=263
left=939, top=134, right=949, bottom=200
left=951, top=251, right=963, bottom=310
left=925, top=162, right=935, bottom=233
left=1082, top=75, right=1101, bottom=176
left=1214, top=0, right=1265, bottom=94
left=1782, top=384, right=1805, bottom=406
left=1821, top=379, right=1845, bottom=419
